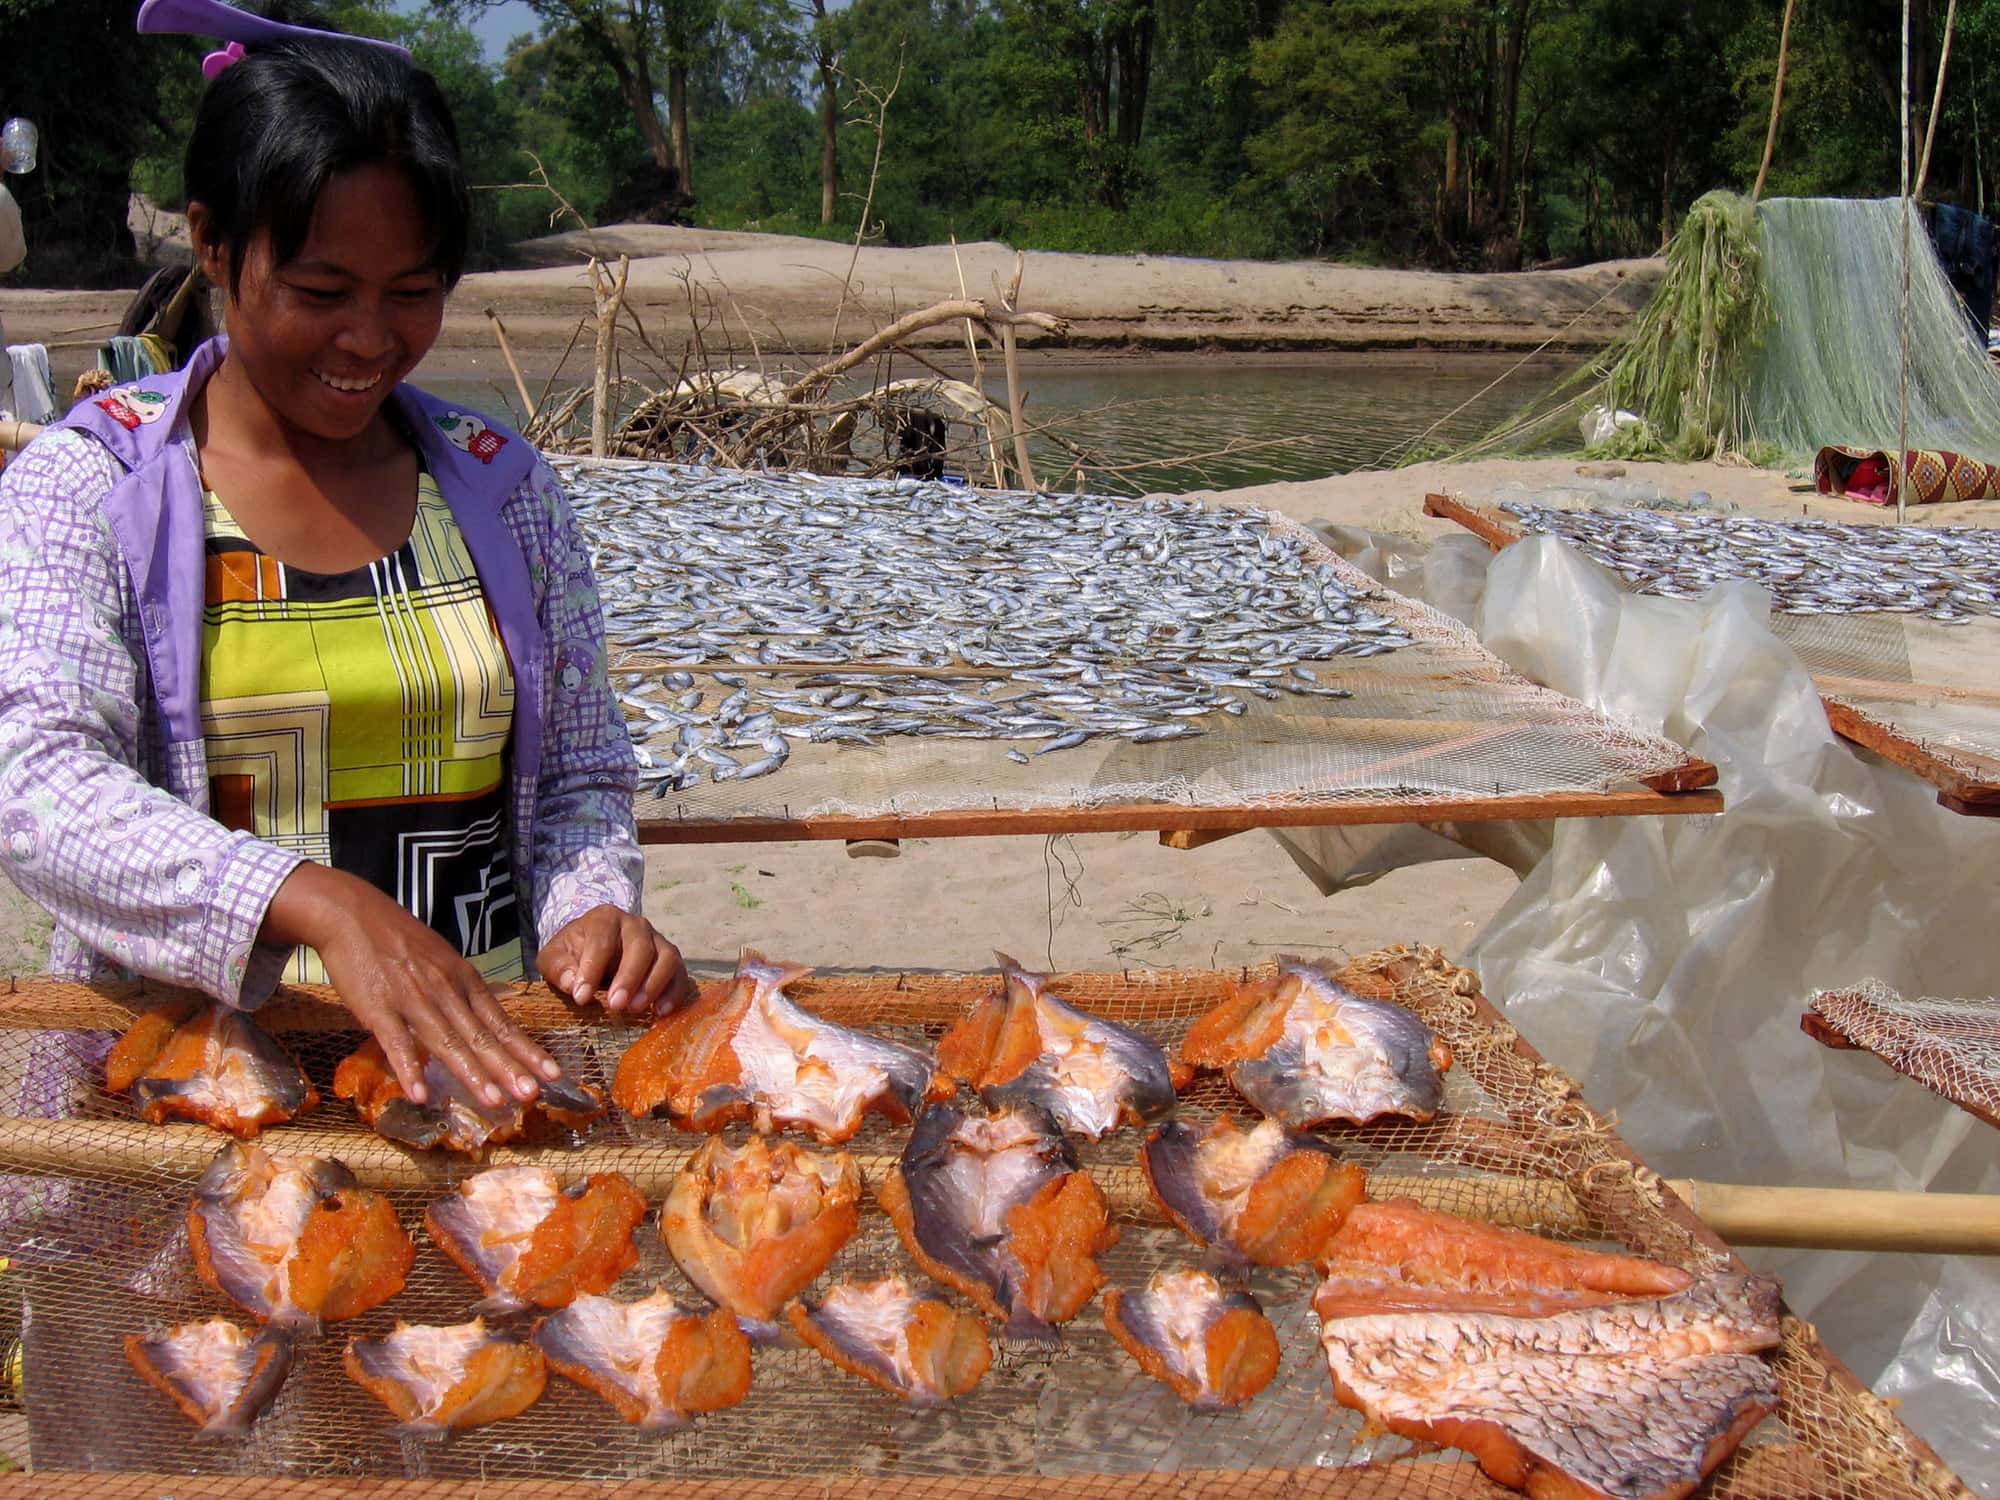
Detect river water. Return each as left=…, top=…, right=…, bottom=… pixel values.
left=428, top=353, right=1576, bottom=495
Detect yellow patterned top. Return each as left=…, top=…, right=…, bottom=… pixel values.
left=198, top=472, right=523, bottom=983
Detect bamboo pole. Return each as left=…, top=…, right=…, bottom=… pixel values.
left=1915, top=0, right=1961, bottom=201
left=0, top=1115, right=1580, bottom=1230
left=484, top=307, right=539, bottom=427
left=1668, top=1179, right=2000, bottom=1254
left=1751, top=0, right=1797, bottom=202
left=997, top=253, right=1038, bottom=491
left=589, top=254, right=631, bottom=459
left=0, top=419, right=43, bottom=453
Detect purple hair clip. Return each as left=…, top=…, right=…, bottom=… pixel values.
left=202, top=41, right=245, bottom=79
left=138, top=0, right=414, bottom=71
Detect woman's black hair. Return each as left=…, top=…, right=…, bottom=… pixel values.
left=182, top=12, right=470, bottom=295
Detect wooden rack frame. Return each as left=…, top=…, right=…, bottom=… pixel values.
left=1424, top=492, right=2000, bottom=817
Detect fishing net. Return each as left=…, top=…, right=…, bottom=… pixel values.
left=555, top=459, right=1711, bottom=839
left=1462, top=195, right=2000, bottom=466
left=0, top=949, right=1969, bottom=1497
left=1427, top=494, right=2000, bottom=811
left=1806, top=981, right=2000, bottom=1132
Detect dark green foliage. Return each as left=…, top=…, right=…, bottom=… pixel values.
left=9, top=0, right=2000, bottom=286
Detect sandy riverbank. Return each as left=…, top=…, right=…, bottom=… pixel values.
left=1, top=222, right=1661, bottom=372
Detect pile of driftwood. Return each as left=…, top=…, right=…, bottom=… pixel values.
left=491, top=249, right=1086, bottom=491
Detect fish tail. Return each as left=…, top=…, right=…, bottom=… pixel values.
left=737, top=949, right=814, bottom=991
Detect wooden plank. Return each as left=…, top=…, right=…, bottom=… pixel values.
left=635, top=785, right=1723, bottom=844
left=1803, top=995, right=2000, bottom=1133
left=1158, top=827, right=1245, bottom=851
left=0, top=1444, right=1851, bottom=1500
left=1819, top=699, right=2000, bottom=814
left=1423, top=493, right=1522, bottom=550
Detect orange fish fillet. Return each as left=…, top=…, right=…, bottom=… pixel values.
left=344, top=1319, right=546, bottom=1432
left=333, top=1037, right=603, bottom=1155
left=1318, top=1273, right=1782, bottom=1500
left=187, top=1143, right=412, bottom=1328
left=428, top=1167, right=647, bottom=1313
left=1140, top=1115, right=1367, bottom=1266
left=1312, top=1198, right=1694, bottom=1319
left=876, top=1104, right=1117, bottom=1337
left=660, top=1135, right=860, bottom=1326
left=1103, top=1268, right=1280, bottom=1409
left=106, top=1000, right=316, bottom=1138
left=611, top=950, right=949, bottom=1144
left=535, top=1291, right=752, bottom=1428
left=788, top=1277, right=990, bottom=1404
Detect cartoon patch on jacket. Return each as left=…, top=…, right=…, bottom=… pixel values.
left=436, top=409, right=508, bottom=464
left=94, top=387, right=171, bottom=431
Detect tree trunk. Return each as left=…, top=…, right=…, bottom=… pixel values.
left=574, top=8, right=673, bottom=171
left=1112, top=11, right=1155, bottom=150
left=668, top=58, right=693, bottom=195
left=1492, top=0, right=1532, bottom=232
left=818, top=61, right=839, bottom=224
left=1660, top=123, right=1678, bottom=251
left=810, top=0, right=837, bottom=226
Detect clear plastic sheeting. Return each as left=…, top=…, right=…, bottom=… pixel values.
left=1751, top=198, right=2000, bottom=462
left=1444, top=534, right=2000, bottom=1495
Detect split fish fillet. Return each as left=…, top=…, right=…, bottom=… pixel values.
left=428, top=1165, right=647, bottom=1313
left=188, top=1141, right=412, bottom=1329
left=333, top=1037, right=603, bottom=1155
left=1317, top=1272, right=1784, bottom=1500
left=876, top=1102, right=1117, bottom=1338
left=106, top=1000, right=315, bottom=1138
left=935, top=955, right=1183, bottom=1138
left=660, top=1134, right=860, bottom=1327
left=344, top=1318, right=546, bottom=1432
left=612, top=950, right=949, bottom=1143
left=1141, top=1115, right=1367, bottom=1266
left=1103, top=1267, right=1281, bottom=1409
left=535, top=1290, right=752, bottom=1428
left=1313, top=1199, right=1695, bottom=1318
left=124, top=1319, right=293, bottom=1435
left=1180, top=958, right=1451, bottom=1126
left=787, top=1276, right=990, bottom=1405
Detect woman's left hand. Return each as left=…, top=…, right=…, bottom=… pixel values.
left=537, top=906, right=696, bottom=1017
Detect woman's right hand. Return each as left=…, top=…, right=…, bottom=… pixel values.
left=259, top=862, right=559, bottom=1108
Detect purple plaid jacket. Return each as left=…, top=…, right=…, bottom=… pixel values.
left=0, top=336, right=642, bottom=1006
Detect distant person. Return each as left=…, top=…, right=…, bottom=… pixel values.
left=0, top=0, right=693, bottom=1109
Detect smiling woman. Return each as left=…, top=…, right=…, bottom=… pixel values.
left=0, top=0, right=695, bottom=1113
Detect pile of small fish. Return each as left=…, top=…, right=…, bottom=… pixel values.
left=110, top=955, right=1784, bottom=1500
left=552, top=460, right=1413, bottom=794
left=1502, top=501, right=2000, bottom=621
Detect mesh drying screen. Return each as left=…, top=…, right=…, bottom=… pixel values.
left=554, top=459, right=1708, bottom=834
left=0, top=951, right=1967, bottom=1498
left=1806, top=981, right=2000, bottom=1131
left=1426, top=495, right=2000, bottom=807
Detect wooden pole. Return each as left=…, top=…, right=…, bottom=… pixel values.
left=1669, top=1179, right=2000, bottom=1254
left=483, top=307, right=539, bottom=427
left=1915, top=0, right=1961, bottom=201
left=1751, top=0, right=1797, bottom=202
left=0, top=1115, right=1577, bottom=1230
left=997, top=251, right=1038, bottom=491
left=589, top=254, right=631, bottom=459
left=1898, top=0, right=1913, bottom=526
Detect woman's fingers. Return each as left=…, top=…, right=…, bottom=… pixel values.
left=603, top=919, right=658, bottom=1013
left=640, top=937, right=693, bottom=1014
left=564, top=918, right=622, bottom=1006
left=402, top=992, right=512, bottom=1109
left=468, top=984, right=562, bottom=1086
left=368, top=1006, right=428, bottom=1104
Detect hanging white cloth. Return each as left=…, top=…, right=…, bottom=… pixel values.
left=5, top=344, right=55, bottom=423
